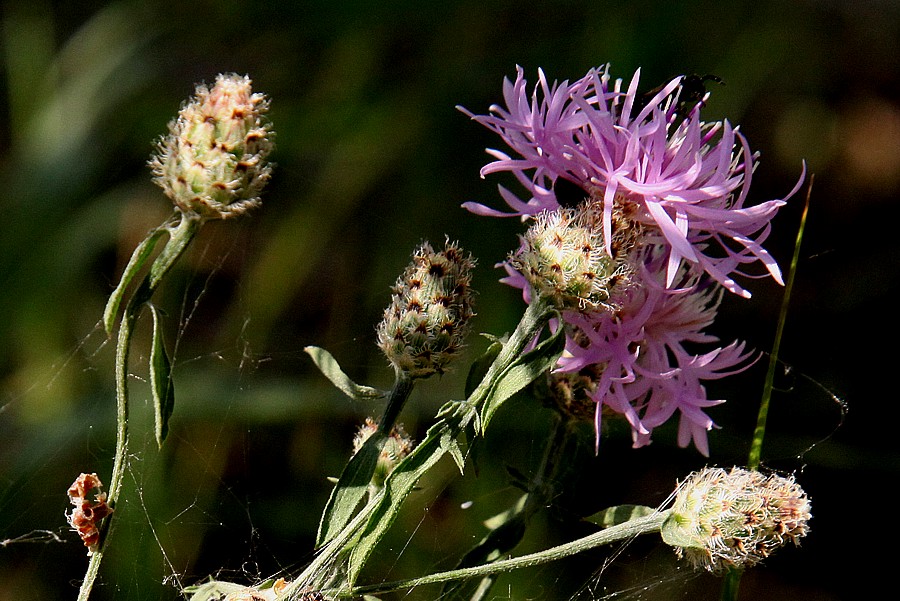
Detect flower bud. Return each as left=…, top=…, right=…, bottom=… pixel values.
left=376, top=240, right=476, bottom=378
left=150, top=73, right=273, bottom=220
left=509, top=200, right=638, bottom=313
left=353, top=417, right=415, bottom=487
left=662, top=467, right=811, bottom=573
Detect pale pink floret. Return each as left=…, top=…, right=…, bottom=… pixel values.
left=556, top=263, right=755, bottom=456
left=461, top=65, right=805, bottom=297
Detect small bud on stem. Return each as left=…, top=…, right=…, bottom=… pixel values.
left=377, top=240, right=476, bottom=379
left=150, top=73, right=274, bottom=220
left=662, top=467, right=811, bottom=572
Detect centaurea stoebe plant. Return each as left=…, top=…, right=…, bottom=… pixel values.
left=71, top=64, right=810, bottom=601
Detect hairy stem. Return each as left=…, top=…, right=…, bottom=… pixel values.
left=77, top=212, right=202, bottom=601
left=343, top=510, right=671, bottom=597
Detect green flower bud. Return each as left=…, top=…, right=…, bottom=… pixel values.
left=376, top=240, right=476, bottom=379
left=662, top=467, right=811, bottom=573
left=510, top=200, right=638, bottom=313
left=150, top=73, right=273, bottom=220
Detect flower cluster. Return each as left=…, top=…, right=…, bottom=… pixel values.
left=463, top=65, right=804, bottom=454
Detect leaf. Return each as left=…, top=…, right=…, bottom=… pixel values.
left=150, top=304, right=175, bottom=448
left=102, top=227, right=166, bottom=335
left=442, top=494, right=529, bottom=601
left=479, top=323, right=565, bottom=433
left=305, top=346, right=386, bottom=401
left=585, top=505, right=657, bottom=529
left=440, top=426, right=467, bottom=475
left=347, top=418, right=460, bottom=585
left=315, top=430, right=386, bottom=547
left=316, top=378, right=414, bottom=546
left=464, top=337, right=503, bottom=398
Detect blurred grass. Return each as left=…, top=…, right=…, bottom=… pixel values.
left=1, top=1, right=898, bottom=599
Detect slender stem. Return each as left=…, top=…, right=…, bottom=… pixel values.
left=76, top=211, right=203, bottom=601
left=379, top=374, right=414, bottom=434
left=281, top=294, right=558, bottom=600
left=341, top=510, right=671, bottom=597
left=725, top=177, right=813, bottom=601
left=446, top=410, right=572, bottom=599
left=467, top=295, right=555, bottom=410
left=747, top=181, right=811, bottom=470
left=77, top=307, right=137, bottom=601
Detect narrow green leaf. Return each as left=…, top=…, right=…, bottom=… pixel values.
left=305, top=346, right=386, bottom=401
left=479, top=324, right=565, bottom=432
left=442, top=494, right=529, bottom=601
left=316, top=430, right=385, bottom=547
left=347, top=418, right=459, bottom=584
left=585, top=504, right=656, bottom=529
left=102, top=227, right=166, bottom=335
left=150, top=304, right=175, bottom=448
left=440, top=427, right=467, bottom=475
left=464, top=337, right=503, bottom=398
left=316, top=377, right=414, bottom=546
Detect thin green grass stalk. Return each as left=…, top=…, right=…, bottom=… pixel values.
left=721, top=175, right=813, bottom=601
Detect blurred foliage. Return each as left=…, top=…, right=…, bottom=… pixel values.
left=1, top=0, right=898, bottom=599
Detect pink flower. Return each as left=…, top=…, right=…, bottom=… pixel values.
left=556, top=260, right=755, bottom=456
left=460, top=65, right=805, bottom=298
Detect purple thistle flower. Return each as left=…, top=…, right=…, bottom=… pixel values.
left=460, top=65, right=805, bottom=297
left=556, top=259, right=755, bottom=456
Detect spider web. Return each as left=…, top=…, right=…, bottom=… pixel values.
left=0, top=225, right=846, bottom=601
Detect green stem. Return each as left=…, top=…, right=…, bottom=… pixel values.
left=444, top=410, right=572, bottom=600
left=747, top=184, right=811, bottom=470
left=342, top=510, right=671, bottom=597
left=281, top=294, right=558, bottom=600
left=467, top=295, right=555, bottom=411
left=76, top=211, right=203, bottom=601
left=725, top=177, right=813, bottom=601
left=379, top=374, right=414, bottom=434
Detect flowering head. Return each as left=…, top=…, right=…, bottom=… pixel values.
left=510, top=199, right=639, bottom=314
left=376, top=240, right=476, bottom=379
left=554, top=252, right=755, bottom=455
left=662, top=467, right=811, bottom=572
left=462, top=65, right=805, bottom=297
left=151, top=73, right=274, bottom=220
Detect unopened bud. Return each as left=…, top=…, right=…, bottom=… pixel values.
left=150, top=73, right=273, bottom=220
left=353, top=417, right=415, bottom=487
left=510, top=200, right=637, bottom=313
left=662, top=467, right=811, bottom=573
left=376, top=240, right=476, bottom=378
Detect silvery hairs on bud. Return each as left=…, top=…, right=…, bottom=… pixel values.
left=510, top=199, right=640, bottom=314
left=377, top=240, right=476, bottom=379
left=150, top=73, right=274, bottom=220
left=663, top=467, right=811, bottom=573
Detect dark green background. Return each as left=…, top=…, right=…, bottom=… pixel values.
left=1, top=1, right=896, bottom=599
